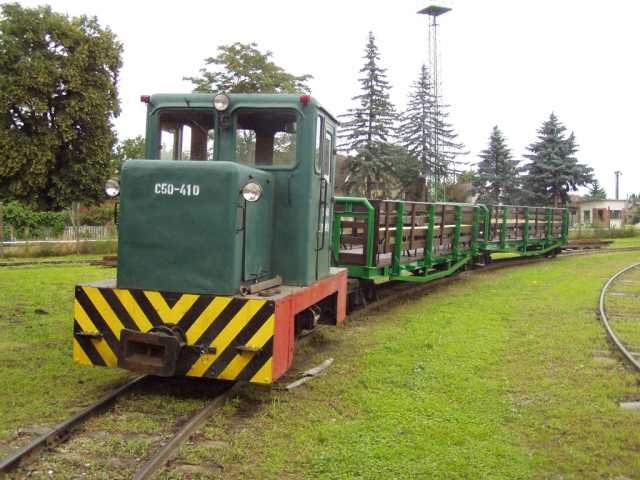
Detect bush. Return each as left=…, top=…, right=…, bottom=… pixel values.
left=79, top=203, right=115, bottom=226
left=569, top=226, right=638, bottom=239
left=2, top=201, right=66, bottom=238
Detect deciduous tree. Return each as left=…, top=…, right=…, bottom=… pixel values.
left=111, top=135, right=145, bottom=176
left=185, top=42, right=311, bottom=94
left=0, top=3, right=122, bottom=210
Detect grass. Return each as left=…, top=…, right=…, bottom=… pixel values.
left=609, top=236, right=640, bottom=247
left=0, top=265, right=130, bottom=443
left=0, top=253, right=105, bottom=264
left=605, top=265, right=640, bottom=352
left=2, top=253, right=640, bottom=478
left=0, top=240, right=116, bottom=259
left=162, top=251, right=640, bottom=479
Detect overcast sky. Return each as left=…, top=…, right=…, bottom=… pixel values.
left=15, top=0, right=640, bottom=198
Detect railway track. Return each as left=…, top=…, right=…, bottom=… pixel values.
left=599, top=262, right=640, bottom=372
left=0, top=377, right=240, bottom=479
left=1, top=243, right=637, bottom=269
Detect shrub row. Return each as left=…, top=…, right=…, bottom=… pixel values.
left=1, top=201, right=114, bottom=239
left=569, top=226, right=639, bottom=239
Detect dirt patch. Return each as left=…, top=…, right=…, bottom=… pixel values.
left=592, top=355, right=619, bottom=367
left=172, top=462, right=223, bottom=476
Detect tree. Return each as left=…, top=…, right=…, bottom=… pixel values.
left=397, top=64, right=432, bottom=198
left=339, top=32, right=397, bottom=198
left=587, top=179, right=607, bottom=200
left=521, top=113, right=593, bottom=207
left=0, top=3, right=122, bottom=210
left=397, top=64, right=467, bottom=201
left=385, top=144, right=423, bottom=200
left=445, top=170, right=475, bottom=203
left=111, top=136, right=145, bottom=176
left=473, top=126, right=521, bottom=204
left=184, top=42, right=311, bottom=94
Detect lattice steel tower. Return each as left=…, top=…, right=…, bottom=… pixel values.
left=418, top=5, right=450, bottom=201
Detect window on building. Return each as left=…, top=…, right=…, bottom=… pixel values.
left=583, top=210, right=591, bottom=223
left=610, top=210, right=621, bottom=220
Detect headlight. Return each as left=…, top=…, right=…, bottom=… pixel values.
left=242, top=182, right=262, bottom=202
left=105, top=178, right=120, bottom=197
left=213, top=93, right=230, bottom=112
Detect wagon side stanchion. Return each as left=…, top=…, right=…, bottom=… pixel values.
left=523, top=207, right=529, bottom=253
left=545, top=207, right=552, bottom=247
left=453, top=205, right=462, bottom=264
left=426, top=203, right=435, bottom=271
left=500, top=206, right=508, bottom=250
left=392, top=201, right=404, bottom=277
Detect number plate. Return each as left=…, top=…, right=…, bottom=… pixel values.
left=153, top=183, right=200, bottom=196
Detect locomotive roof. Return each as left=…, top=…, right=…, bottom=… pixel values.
left=147, top=93, right=339, bottom=124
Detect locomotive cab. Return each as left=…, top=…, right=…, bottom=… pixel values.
left=72, top=93, right=347, bottom=384
left=117, top=93, right=337, bottom=295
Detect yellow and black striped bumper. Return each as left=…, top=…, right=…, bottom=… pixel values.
left=73, top=284, right=275, bottom=384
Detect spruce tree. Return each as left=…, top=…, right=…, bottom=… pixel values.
left=522, top=113, right=593, bottom=207
left=587, top=179, right=607, bottom=200
left=433, top=105, right=467, bottom=188
left=473, top=126, right=520, bottom=204
left=339, top=32, right=397, bottom=198
left=398, top=65, right=433, bottom=185
left=397, top=64, right=466, bottom=201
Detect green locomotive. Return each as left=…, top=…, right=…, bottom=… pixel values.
left=73, top=93, right=347, bottom=384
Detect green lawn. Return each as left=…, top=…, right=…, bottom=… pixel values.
left=0, top=265, right=129, bottom=442
left=610, top=236, right=640, bottom=247
left=0, top=253, right=105, bottom=264
left=2, top=254, right=640, bottom=479
left=166, top=251, right=640, bottom=479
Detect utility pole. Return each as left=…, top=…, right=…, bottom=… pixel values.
left=614, top=171, right=621, bottom=200
left=418, top=4, right=451, bottom=201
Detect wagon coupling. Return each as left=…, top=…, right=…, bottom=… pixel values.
left=119, top=326, right=190, bottom=376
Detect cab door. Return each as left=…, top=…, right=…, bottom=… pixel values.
left=315, top=116, right=336, bottom=279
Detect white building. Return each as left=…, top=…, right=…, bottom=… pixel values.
left=571, top=199, right=629, bottom=228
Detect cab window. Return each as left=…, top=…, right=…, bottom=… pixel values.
left=315, top=115, right=324, bottom=173
left=323, top=129, right=333, bottom=177
left=235, top=109, right=297, bottom=167
left=158, top=109, right=214, bottom=160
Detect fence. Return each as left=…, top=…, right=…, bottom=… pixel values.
left=2, top=225, right=116, bottom=243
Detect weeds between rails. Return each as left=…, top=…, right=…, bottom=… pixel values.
left=0, top=377, right=236, bottom=478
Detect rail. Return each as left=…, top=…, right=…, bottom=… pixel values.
left=598, top=262, right=640, bottom=371
left=0, top=377, right=240, bottom=477
left=0, top=376, right=147, bottom=474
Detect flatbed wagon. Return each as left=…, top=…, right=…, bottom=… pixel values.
left=332, top=197, right=569, bottom=284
